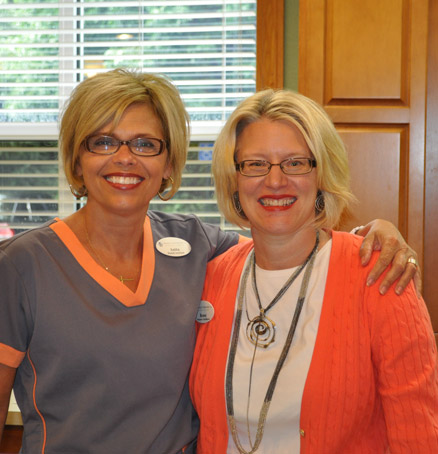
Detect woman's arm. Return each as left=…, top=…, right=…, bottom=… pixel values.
left=0, top=363, right=16, bottom=443
left=371, top=285, right=438, bottom=451
left=356, top=220, right=421, bottom=296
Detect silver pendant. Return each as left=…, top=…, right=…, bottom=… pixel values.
left=246, top=315, right=276, bottom=348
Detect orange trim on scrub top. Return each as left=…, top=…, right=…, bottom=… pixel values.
left=50, top=217, right=155, bottom=307
left=0, top=343, right=26, bottom=368
left=27, top=351, right=47, bottom=454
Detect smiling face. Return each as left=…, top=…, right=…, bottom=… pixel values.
left=76, top=103, right=171, bottom=216
left=235, top=118, right=318, bottom=240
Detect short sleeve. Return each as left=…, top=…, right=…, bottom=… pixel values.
left=0, top=249, right=32, bottom=367
left=196, top=220, right=240, bottom=261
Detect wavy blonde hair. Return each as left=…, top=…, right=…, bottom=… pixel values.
left=60, top=68, right=190, bottom=200
left=213, top=89, right=355, bottom=230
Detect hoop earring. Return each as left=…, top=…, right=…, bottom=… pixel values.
left=233, top=191, right=247, bottom=219
left=158, top=176, right=174, bottom=201
left=315, top=190, right=325, bottom=213
left=70, top=184, right=88, bottom=200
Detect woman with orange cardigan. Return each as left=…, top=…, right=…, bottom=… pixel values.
left=189, top=89, right=438, bottom=453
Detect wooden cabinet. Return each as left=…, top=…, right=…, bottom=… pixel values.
left=298, top=0, right=437, bottom=339
left=425, top=0, right=438, bottom=343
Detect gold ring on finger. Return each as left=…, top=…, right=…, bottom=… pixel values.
left=407, top=257, right=418, bottom=268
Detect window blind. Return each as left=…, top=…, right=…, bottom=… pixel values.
left=0, top=140, right=64, bottom=235
left=0, top=0, right=256, bottom=234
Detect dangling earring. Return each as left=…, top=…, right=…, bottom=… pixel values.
left=70, top=184, right=88, bottom=200
left=315, top=190, right=325, bottom=213
left=158, top=176, right=174, bottom=201
left=233, top=191, right=247, bottom=219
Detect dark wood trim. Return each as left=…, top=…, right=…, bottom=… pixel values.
left=256, top=0, right=284, bottom=90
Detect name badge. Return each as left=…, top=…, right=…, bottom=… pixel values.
left=156, top=237, right=191, bottom=257
left=196, top=300, right=214, bottom=323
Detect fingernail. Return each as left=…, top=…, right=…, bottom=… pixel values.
left=379, top=285, right=387, bottom=295
left=367, top=278, right=375, bottom=287
left=395, top=286, right=402, bottom=295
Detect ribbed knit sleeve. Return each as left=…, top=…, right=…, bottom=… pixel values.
left=370, top=270, right=438, bottom=452
left=300, top=231, right=438, bottom=453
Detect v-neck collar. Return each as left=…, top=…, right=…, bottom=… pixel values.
left=50, top=217, right=155, bottom=307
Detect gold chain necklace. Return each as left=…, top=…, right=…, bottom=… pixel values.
left=226, top=231, right=320, bottom=454
left=83, top=218, right=135, bottom=284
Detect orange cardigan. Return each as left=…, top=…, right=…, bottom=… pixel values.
left=190, top=231, right=438, bottom=453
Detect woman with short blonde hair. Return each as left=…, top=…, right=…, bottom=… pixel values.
left=213, top=89, right=354, bottom=230
left=191, top=89, right=437, bottom=453
left=61, top=68, right=190, bottom=200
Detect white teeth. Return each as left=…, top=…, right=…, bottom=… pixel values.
left=105, top=176, right=141, bottom=184
left=260, top=197, right=296, bottom=207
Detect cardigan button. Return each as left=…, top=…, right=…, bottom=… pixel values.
left=300, top=429, right=305, bottom=437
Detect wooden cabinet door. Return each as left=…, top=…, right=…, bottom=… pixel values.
left=298, top=0, right=436, bottom=332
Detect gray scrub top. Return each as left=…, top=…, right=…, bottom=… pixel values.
left=0, top=211, right=239, bottom=454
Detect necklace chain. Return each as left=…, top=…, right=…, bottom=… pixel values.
left=246, top=241, right=318, bottom=349
left=226, top=231, right=320, bottom=454
left=83, top=217, right=135, bottom=284
left=252, top=246, right=313, bottom=314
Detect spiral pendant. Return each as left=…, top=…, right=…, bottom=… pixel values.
left=246, top=314, right=276, bottom=348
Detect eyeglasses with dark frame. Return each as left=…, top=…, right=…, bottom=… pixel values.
left=235, top=157, right=317, bottom=177
left=85, top=135, right=167, bottom=157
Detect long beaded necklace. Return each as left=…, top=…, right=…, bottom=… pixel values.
left=226, top=231, right=320, bottom=454
left=83, top=218, right=136, bottom=284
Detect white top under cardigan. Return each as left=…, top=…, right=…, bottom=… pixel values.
left=227, top=240, right=332, bottom=454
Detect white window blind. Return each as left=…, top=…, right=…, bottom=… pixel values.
left=0, top=0, right=256, bottom=234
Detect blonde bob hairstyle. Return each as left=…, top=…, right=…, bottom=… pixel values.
left=213, top=89, right=355, bottom=230
left=60, top=68, right=190, bottom=200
